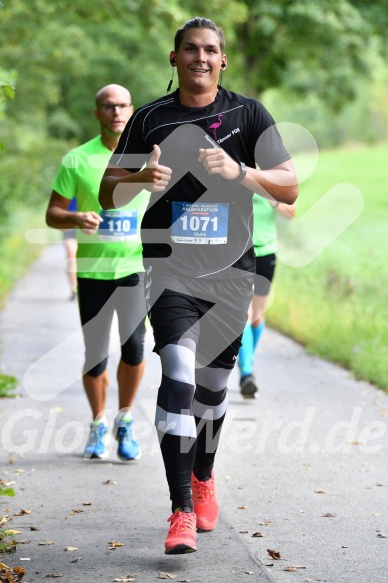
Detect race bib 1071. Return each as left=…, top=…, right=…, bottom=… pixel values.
left=170, top=201, right=228, bottom=245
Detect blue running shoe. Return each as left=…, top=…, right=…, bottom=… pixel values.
left=83, top=423, right=110, bottom=459
left=114, top=419, right=141, bottom=461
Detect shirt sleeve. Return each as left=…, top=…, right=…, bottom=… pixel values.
left=108, top=110, right=150, bottom=173
left=51, top=152, right=80, bottom=200
left=249, top=101, right=291, bottom=170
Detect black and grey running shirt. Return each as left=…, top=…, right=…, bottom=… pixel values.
left=112, top=87, right=290, bottom=279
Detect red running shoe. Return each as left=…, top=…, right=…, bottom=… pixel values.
left=164, top=510, right=198, bottom=554
left=191, top=471, right=219, bottom=531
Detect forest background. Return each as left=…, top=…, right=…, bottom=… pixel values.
left=0, top=0, right=387, bottom=389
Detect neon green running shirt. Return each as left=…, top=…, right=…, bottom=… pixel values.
left=252, top=194, right=278, bottom=257
left=52, top=136, right=150, bottom=280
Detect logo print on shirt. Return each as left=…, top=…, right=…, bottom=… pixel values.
left=209, top=114, right=223, bottom=140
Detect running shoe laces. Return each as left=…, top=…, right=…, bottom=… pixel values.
left=165, top=510, right=197, bottom=554
left=191, top=471, right=219, bottom=531
left=115, top=419, right=142, bottom=461
left=83, top=423, right=109, bottom=460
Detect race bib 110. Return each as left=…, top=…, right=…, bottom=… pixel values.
left=98, top=210, right=138, bottom=241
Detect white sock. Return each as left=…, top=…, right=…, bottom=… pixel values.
left=92, top=415, right=108, bottom=426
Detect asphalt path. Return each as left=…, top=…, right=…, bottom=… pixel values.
left=0, top=244, right=387, bottom=583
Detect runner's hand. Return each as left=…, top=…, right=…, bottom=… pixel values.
left=198, top=148, right=240, bottom=181
left=77, top=211, right=103, bottom=235
left=138, top=144, right=172, bottom=192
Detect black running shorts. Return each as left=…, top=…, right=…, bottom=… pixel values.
left=145, top=266, right=253, bottom=369
left=254, top=253, right=276, bottom=296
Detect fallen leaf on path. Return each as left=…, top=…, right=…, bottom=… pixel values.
left=104, top=480, right=117, bottom=485
left=342, top=546, right=349, bottom=548
left=14, top=509, right=32, bottom=516
left=252, top=532, right=264, bottom=537
left=108, top=541, right=124, bottom=548
left=30, top=526, right=41, bottom=531
left=322, top=513, right=335, bottom=518
left=259, top=520, right=272, bottom=526
left=82, top=502, right=92, bottom=506
left=0, top=564, right=26, bottom=583
left=45, top=574, right=63, bottom=578
left=0, top=516, right=8, bottom=526
left=377, top=533, right=388, bottom=538
left=238, top=505, right=247, bottom=509
left=159, top=573, right=177, bottom=579
left=4, top=530, right=21, bottom=535
left=245, top=571, right=254, bottom=575
left=239, top=530, right=248, bottom=534
left=65, top=547, right=77, bottom=552
left=314, top=489, right=327, bottom=494
left=39, top=541, right=55, bottom=545
left=267, top=549, right=281, bottom=560
left=113, top=578, right=135, bottom=582
left=70, top=558, right=82, bottom=563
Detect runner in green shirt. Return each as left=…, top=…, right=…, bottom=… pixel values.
left=238, top=194, right=296, bottom=397
left=46, top=84, right=150, bottom=461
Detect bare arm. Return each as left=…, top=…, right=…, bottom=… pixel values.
left=272, top=200, right=297, bottom=219
left=46, top=192, right=102, bottom=234
left=198, top=148, right=298, bottom=205
left=99, top=144, right=172, bottom=210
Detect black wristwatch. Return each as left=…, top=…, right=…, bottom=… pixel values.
left=236, top=162, right=247, bottom=183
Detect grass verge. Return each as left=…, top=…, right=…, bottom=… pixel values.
left=0, top=374, right=17, bottom=398
left=268, top=142, right=388, bottom=390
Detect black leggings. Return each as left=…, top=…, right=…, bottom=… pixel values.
left=156, top=337, right=232, bottom=508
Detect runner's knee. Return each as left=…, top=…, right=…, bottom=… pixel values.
left=83, top=358, right=108, bottom=377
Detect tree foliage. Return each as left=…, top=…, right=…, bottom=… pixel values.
left=0, top=67, right=16, bottom=150
left=1, top=0, right=387, bottom=140
left=232, top=0, right=388, bottom=107
left=0, top=0, right=387, bottom=227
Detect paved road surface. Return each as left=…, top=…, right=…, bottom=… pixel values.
left=0, top=244, right=387, bottom=582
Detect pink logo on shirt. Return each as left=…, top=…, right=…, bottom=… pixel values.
left=209, top=114, right=223, bottom=140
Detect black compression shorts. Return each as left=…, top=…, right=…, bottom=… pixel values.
left=77, top=273, right=146, bottom=376
left=254, top=253, right=276, bottom=296
left=145, top=266, right=253, bottom=369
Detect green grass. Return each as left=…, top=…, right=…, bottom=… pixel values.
left=0, top=529, right=17, bottom=554
left=0, top=486, right=16, bottom=554
left=268, top=142, right=388, bottom=389
left=0, top=373, right=17, bottom=398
